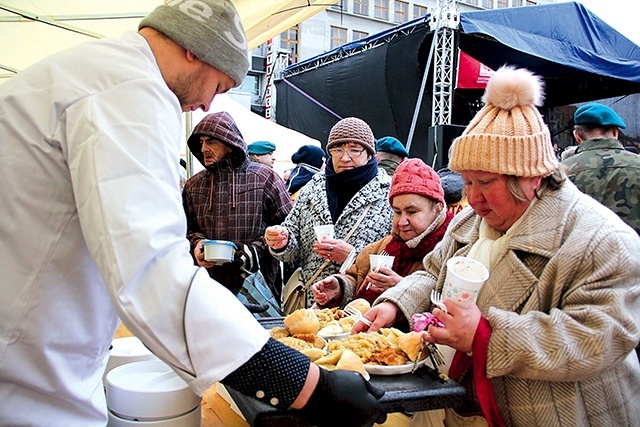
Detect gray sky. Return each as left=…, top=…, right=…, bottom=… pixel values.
left=566, top=0, right=640, bottom=45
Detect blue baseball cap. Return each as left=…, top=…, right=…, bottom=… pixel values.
left=574, top=103, right=626, bottom=129
left=247, top=140, right=276, bottom=155
left=375, top=136, right=409, bottom=158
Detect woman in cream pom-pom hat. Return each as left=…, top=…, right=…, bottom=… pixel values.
left=354, top=66, right=640, bottom=427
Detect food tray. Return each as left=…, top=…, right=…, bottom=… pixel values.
left=225, top=317, right=466, bottom=427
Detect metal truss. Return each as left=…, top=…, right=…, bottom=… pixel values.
left=431, top=1, right=459, bottom=126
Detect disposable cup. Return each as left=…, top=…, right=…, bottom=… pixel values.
left=369, top=254, right=395, bottom=272
left=314, top=224, right=334, bottom=241
left=443, top=256, right=489, bottom=308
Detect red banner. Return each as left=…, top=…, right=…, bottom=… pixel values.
left=456, top=50, right=495, bottom=89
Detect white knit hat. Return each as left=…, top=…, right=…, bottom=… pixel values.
left=139, top=0, right=249, bottom=86
left=449, top=66, right=558, bottom=177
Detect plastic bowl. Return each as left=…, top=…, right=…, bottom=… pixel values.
left=203, top=240, right=237, bottom=264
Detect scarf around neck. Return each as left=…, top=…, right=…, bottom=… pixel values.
left=325, top=157, right=378, bottom=223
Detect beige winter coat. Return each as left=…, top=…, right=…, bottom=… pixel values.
left=380, top=180, right=640, bottom=426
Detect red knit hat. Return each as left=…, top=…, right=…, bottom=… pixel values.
left=389, top=158, right=445, bottom=204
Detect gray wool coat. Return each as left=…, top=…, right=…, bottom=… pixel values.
left=271, top=169, right=393, bottom=306
left=380, top=179, right=640, bottom=426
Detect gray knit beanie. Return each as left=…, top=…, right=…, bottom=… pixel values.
left=139, top=0, right=249, bottom=87
left=326, top=117, right=376, bottom=155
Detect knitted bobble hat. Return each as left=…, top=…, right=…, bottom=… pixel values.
left=326, top=117, right=376, bottom=155
left=449, top=66, right=558, bottom=177
left=389, top=158, right=445, bottom=204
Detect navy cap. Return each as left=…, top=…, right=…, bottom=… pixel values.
left=574, top=103, right=626, bottom=129
left=375, top=136, right=409, bottom=158
left=247, top=140, right=276, bottom=155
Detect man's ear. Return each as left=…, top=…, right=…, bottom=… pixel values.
left=185, top=50, right=198, bottom=63
left=572, top=129, right=582, bottom=144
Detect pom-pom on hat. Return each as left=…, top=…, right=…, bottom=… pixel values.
left=574, top=103, right=627, bottom=129
left=139, top=0, right=249, bottom=87
left=291, top=145, right=326, bottom=168
left=376, top=136, right=410, bottom=158
left=247, top=141, right=276, bottom=155
left=327, top=117, right=376, bottom=155
left=449, top=66, right=558, bottom=177
left=389, top=158, right=444, bottom=204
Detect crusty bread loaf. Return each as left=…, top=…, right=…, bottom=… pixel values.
left=284, top=308, right=320, bottom=335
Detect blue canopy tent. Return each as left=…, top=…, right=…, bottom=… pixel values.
left=275, top=2, right=640, bottom=162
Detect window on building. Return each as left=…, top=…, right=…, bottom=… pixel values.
left=353, top=30, right=369, bottom=41
left=413, top=4, right=428, bottom=18
left=280, top=25, right=299, bottom=63
left=354, top=0, right=369, bottom=16
left=331, top=26, right=348, bottom=49
left=481, top=0, right=493, bottom=8
left=461, top=0, right=478, bottom=5
left=394, top=0, right=409, bottom=23
left=496, top=0, right=508, bottom=7
left=511, top=0, right=523, bottom=5
left=374, top=0, right=389, bottom=20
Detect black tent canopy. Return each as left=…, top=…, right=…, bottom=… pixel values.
left=275, top=2, right=640, bottom=154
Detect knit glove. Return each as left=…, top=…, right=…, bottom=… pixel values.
left=301, top=368, right=387, bottom=427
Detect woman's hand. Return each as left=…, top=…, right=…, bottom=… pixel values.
left=363, top=266, right=402, bottom=292
left=264, top=225, right=289, bottom=250
left=312, top=237, right=353, bottom=263
left=421, top=301, right=482, bottom=354
left=351, top=301, right=400, bottom=334
left=311, top=276, right=341, bottom=306
left=194, top=239, right=215, bottom=268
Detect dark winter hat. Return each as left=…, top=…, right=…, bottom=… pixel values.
left=376, top=136, right=409, bottom=158
left=247, top=141, right=276, bottom=155
left=291, top=145, right=326, bottom=168
left=437, top=168, right=464, bottom=205
left=574, top=103, right=626, bottom=129
left=389, top=158, right=444, bottom=204
left=139, top=0, right=249, bottom=87
left=326, top=117, right=376, bottom=155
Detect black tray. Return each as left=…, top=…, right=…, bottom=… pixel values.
left=226, top=317, right=467, bottom=427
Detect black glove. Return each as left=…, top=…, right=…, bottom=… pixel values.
left=233, top=243, right=259, bottom=274
left=301, top=368, right=387, bottom=427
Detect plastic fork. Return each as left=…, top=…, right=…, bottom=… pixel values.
left=344, top=305, right=372, bottom=328
left=430, top=289, right=448, bottom=314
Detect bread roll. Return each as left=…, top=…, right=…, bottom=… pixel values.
left=345, top=298, right=371, bottom=315
left=337, top=349, right=368, bottom=378
left=284, top=308, right=320, bottom=335
left=397, top=331, right=423, bottom=362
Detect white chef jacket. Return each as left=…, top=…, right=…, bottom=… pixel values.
left=0, top=32, right=269, bottom=425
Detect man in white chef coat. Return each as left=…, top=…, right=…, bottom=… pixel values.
left=0, top=1, right=386, bottom=425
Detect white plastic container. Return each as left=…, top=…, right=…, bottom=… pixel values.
left=203, top=240, right=236, bottom=263
left=106, top=360, right=201, bottom=426
left=103, top=337, right=159, bottom=386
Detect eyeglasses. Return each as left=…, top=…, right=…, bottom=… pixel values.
left=328, top=147, right=366, bottom=158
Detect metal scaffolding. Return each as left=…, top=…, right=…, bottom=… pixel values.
left=430, top=0, right=460, bottom=126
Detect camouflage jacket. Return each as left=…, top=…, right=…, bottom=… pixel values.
left=562, top=137, right=640, bottom=235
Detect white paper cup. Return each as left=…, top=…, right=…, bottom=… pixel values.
left=443, top=256, right=489, bottom=308
left=369, top=254, right=395, bottom=272
left=314, top=224, right=334, bottom=241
